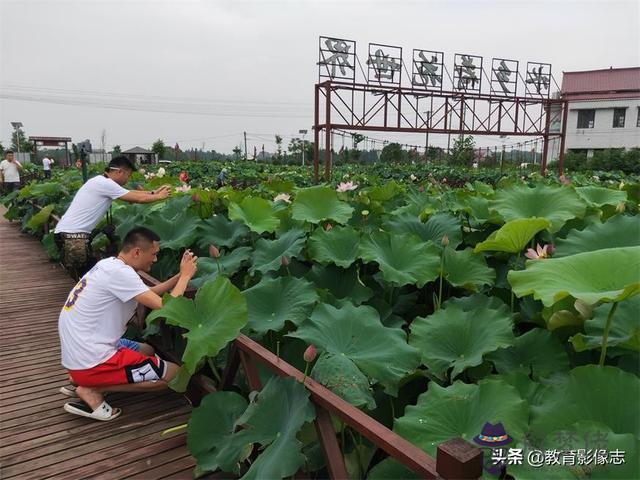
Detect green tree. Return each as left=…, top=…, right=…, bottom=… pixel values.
left=112, top=145, right=122, bottom=155
left=11, top=127, right=33, bottom=153
left=275, top=134, right=283, bottom=160
left=380, top=142, right=404, bottom=163
left=151, top=139, right=166, bottom=160
left=0, top=141, right=4, bottom=156
left=449, top=135, right=476, bottom=167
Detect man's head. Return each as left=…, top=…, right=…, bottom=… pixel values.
left=105, top=156, right=137, bottom=185
left=120, top=227, right=160, bottom=272
left=5, top=151, right=14, bottom=161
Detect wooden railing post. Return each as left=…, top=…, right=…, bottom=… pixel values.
left=220, top=343, right=241, bottom=390
left=436, top=438, right=483, bottom=479
left=314, top=406, right=349, bottom=479
left=239, top=350, right=262, bottom=391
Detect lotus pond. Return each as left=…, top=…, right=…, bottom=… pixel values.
left=3, top=163, right=640, bottom=479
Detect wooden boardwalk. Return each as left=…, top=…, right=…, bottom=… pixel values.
left=0, top=209, right=198, bottom=479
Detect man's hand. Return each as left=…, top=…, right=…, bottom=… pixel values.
left=154, top=185, right=171, bottom=200
left=180, top=249, right=198, bottom=279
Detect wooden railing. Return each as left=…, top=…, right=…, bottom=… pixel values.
left=26, top=199, right=483, bottom=480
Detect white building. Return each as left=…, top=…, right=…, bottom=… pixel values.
left=547, top=67, right=640, bottom=160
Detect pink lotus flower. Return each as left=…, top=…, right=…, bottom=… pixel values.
left=274, top=193, right=291, bottom=203
left=325, top=223, right=333, bottom=231
left=280, top=256, right=289, bottom=267
left=179, top=171, right=189, bottom=183
left=336, top=181, right=358, bottom=192
left=559, top=174, right=571, bottom=185
left=525, top=243, right=553, bottom=260
left=303, top=344, right=317, bottom=363
left=174, top=184, right=191, bottom=193
left=209, top=245, right=220, bottom=258
left=191, top=193, right=200, bottom=202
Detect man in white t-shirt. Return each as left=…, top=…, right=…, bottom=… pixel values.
left=0, top=150, right=23, bottom=192
left=59, top=226, right=198, bottom=421
left=54, top=155, right=171, bottom=278
left=42, top=155, right=53, bottom=179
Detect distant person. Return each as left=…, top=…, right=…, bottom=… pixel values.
left=0, top=150, right=23, bottom=192
left=216, top=168, right=227, bottom=188
left=42, top=155, right=54, bottom=179
left=59, top=227, right=198, bottom=421
left=54, top=155, right=171, bottom=278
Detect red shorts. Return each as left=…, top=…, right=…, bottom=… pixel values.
left=69, top=347, right=167, bottom=387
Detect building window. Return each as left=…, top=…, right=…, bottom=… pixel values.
left=613, top=108, right=626, bottom=128
left=577, top=109, right=595, bottom=129
left=637, top=107, right=640, bottom=127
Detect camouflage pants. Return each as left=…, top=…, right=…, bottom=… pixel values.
left=55, top=233, right=94, bottom=279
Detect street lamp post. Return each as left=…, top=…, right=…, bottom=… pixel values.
left=299, top=129, right=308, bottom=166
left=10, top=122, right=23, bottom=158
left=423, top=111, right=431, bottom=162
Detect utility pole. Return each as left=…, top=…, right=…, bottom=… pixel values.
left=424, top=111, right=431, bottom=163
left=243, top=131, right=247, bottom=161
left=299, top=129, right=308, bottom=166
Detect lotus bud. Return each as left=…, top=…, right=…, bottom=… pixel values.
left=191, top=193, right=200, bottom=203
left=441, top=234, right=449, bottom=247
left=281, top=255, right=290, bottom=267
left=616, top=202, right=626, bottom=213
left=303, top=344, right=317, bottom=363
left=574, top=299, right=594, bottom=320
left=361, top=210, right=370, bottom=217
left=546, top=244, right=556, bottom=256
left=619, top=181, right=625, bottom=190
left=209, top=245, right=220, bottom=258
left=325, top=223, right=333, bottom=231
left=179, top=171, right=189, bottom=183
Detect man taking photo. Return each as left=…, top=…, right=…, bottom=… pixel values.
left=0, top=150, right=23, bottom=192
left=54, top=155, right=171, bottom=278
left=59, top=226, right=197, bottom=421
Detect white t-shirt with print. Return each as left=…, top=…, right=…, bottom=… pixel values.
left=58, top=257, right=150, bottom=370
left=54, top=175, right=128, bottom=233
left=0, top=159, right=20, bottom=182
left=42, top=157, right=53, bottom=170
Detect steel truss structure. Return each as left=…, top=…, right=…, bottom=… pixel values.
left=313, top=37, right=568, bottom=182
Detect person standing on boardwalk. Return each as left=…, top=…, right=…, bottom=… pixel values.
left=0, top=151, right=23, bottom=192
left=42, top=154, right=53, bottom=179
left=59, top=227, right=198, bottom=421
left=54, top=155, right=171, bottom=278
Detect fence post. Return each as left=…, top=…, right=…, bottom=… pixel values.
left=436, top=438, right=483, bottom=479
left=314, top=406, right=349, bottom=479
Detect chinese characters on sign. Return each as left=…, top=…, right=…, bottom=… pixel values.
left=491, top=58, right=519, bottom=96
left=492, top=448, right=626, bottom=468
left=454, top=54, right=482, bottom=92
left=367, top=43, right=402, bottom=85
left=317, top=37, right=553, bottom=97
left=318, top=36, right=356, bottom=81
left=412, top=50, right=444, bottom=90
left=526, top=62, right=552, bottom=97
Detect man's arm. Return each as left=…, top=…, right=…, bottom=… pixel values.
left=119, top=185, right=171, bottom=204
left=135, top=250, right=198, bottom=309
left=150, top=272, right=180, bottom=295
left=15, top=160, right=23, bottom=170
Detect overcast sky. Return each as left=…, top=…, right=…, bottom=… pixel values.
left=1, top=0, right=638, bottom=154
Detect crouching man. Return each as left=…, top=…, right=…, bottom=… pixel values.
left=58, top=226, right=197, bottom=421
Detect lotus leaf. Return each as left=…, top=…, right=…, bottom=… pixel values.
left=243, top=276, right=318, bottom=335
left=385, top=212, right=462, bottom=249
left=570, top=295, right=640, bottom=353
left=489, top=328, right=570, bottom=378
left=474, top=217, right=551, bottom=253
left=305, top=264, right=373, bottom=305
left=196, top=215, right=250, bottom=250
left=554, top=214, right=640, bottom=257
left=291, top=185, right=354, bottom=224
left=409, top=302, right=515, bottom=379
left=190, top=247, right=252, bottom=288
left=394, top=378, right=529, bottom=457
left=307, top=225, right=360, bottom=268
left=508, top=246, right=640, bottom=306
left=575, top=185, right=627, bottom=207
left=26, top=204, right=54, bottom=230
left=187, top=391, right=249, bottom=474
left=311, top=352, right=376, bottom=409
left=288, top=302, right=421, bottom=396
left=249, top=229, right=306, bottom=275
left=228, top=196, right=280, bottom=233
left=41, top=232, right=60, bottom=261
left=146, top=277, right=248, bottom=381
left=442, top=247, right=495, bottom=291
left=492, top=184, right=586, bottom=232
left=358, top=232, right=440, bottom=287
left=367, top=458, right=420, bottom=479
left=530, top=365, right=640, bottom=439
left=363, top=180, right=403, bottom=202
left=235, top=376, right=316, bottom=480
left=142, top=207, right=200, bottom=250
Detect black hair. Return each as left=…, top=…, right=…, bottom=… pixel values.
left=122, top=227, right=160, bottom=252
left=106, top=155, right=137, bottom=172
left=5, top=150, right=14, bottom=155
